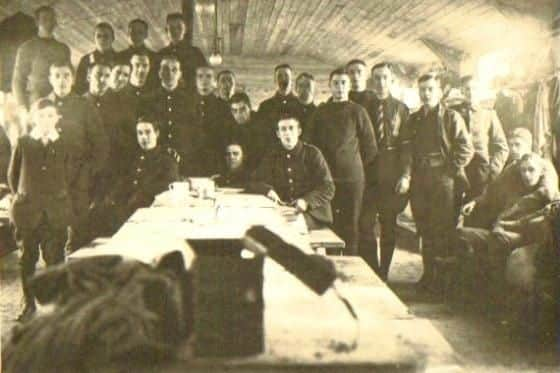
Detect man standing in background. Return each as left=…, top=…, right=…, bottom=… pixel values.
left=293, top=72, right=317, bottom=140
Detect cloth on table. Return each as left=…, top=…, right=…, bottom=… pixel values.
left=1, top=253, right=191, bottom=373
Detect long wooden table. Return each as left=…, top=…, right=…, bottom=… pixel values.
left=71, top=191, right=460, bottom=371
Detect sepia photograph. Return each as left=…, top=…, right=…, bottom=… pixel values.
left=0, top=0, right=559, bottom=371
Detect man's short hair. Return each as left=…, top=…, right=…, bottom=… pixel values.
left=166, top=13, right=185, bottom=24
left=196, top=65, right=215, bottom=74
left=137, top=116, right=160, bottom=132
left=417, top=73, right=441, bottom=86
left=460, top=75, right=474, bottom=86
left=296, top=72, right=314, bottom=82
left=274, top=64, right=292, bottom=73
left=89, top=62, right=112, bottom=73
left=277, top=115, right=301, bottom=130
left=159, top=54, right=180, bottom=65
left=230, top=92, right=252, bottom=109
left=31, top=98, right=57, bottom=113
left=130, top=52, right=151, bottom=62
left=129, top=18, right=148, bottom=31
left=329, top=67, right=348, bottom=81
left=225, top=139, right=245, bottom=151
left=346, top=59, right=367, bottom=68
left=34, top=5, right=55, bottom=21
left=217, top=70, right=235, bottom=80
left=50, top=60, right=75, bottom=74
left=509, top=127, right=533, bottom=146
left=371, top=62, right=394, bottom=74
left=95, top=22, right=115, bottom=39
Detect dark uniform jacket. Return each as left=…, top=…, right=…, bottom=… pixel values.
left=12, top=36, right=71, bottom=108
left=257, top=92, right=301, bottom=145
left=452, top=102, right=509, bottom=180
left=309, top=99, right=378, bottom=184
left=407, top=104, right=474, bottom=178
left=109, top=146, right=179, bottom=216
left=140, top=86, right=203, bottom=176
left=158, top=42, right=207, bottom=92
left=292, top=101, right=317, bottom=141
left=74, top=49, right=119, bottom=95
left=118, top=83, right=152, bottom=154
left=223, top=113, right=266, bottom=171
left=47, top=93, right=109, bottom=197
left=349, top=90, right=377, bottom=116
left=188, top=92, right=232, bottom=175
left=250, top=141, right=335, bottom=224
left=8, top=135, right=73, bottom=231
left=0, top=126, right=11, bottom=185
left=214, top=167, right=251, bottom=189
left=467, top=159, right=560, bottom=229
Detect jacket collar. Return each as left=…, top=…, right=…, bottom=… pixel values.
left=281, top=140, right=303, bottom=156
left=30, top=126, right=59, bottom=143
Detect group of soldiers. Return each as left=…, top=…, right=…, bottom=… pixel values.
left=7, top=6, right=560, bottom=323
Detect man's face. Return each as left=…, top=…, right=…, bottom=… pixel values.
left=196, top=68, right=216, bottom=95
left=159, top=59, right=182, bottom=88
left=129, top=22, right=148, bottom=46
left=347, top=63, right=367, bottom=91
left=508, top=138, right=531, bottom=161
left=37, top=9, right=57, bottom=34
left=277, top=119, right=301, bottom=150
left=110, top=65, right=130, bottom=91
left=519, top=158, right=542, bottom=188
left=225, top=144, right=244, bottom=171
left=275, top=68, right=292, bottom=92
left=329, top=74, right=350, bottom=100
left=231, top=102, right=251, bottom=125
left=218, top=73, right=235, bottom=98
left=95, top=27, right=114, bottom=52
left=419, top=79, right=442, bottom=108
left=49, top=66, right=73, bottom=97
left=88, top=65, right=111, bottom=95
left=295, top=77, right=315, bottom=103
left=137, top=122, right=158, bottom=150
left=33, top=106, right=60, bottom=134
left=167, top=19, right=186, bottom=44
left=372, top=66, right=392, bottom=99
left=131, top=55, right=150, bottom=84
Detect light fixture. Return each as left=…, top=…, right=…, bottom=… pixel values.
left=208, top=0, right=222, bottom=66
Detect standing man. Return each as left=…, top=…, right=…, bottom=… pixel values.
left=408, top=74, right=474, bottom=289
left=118, top=19, right=156, bottom=79
left=45, top=61, right=109, bottom=251
left=257, top=64, right=301, bottom=146
left=293, top=72, right=317, bottom=140
left=453, top=75, right=509, bottom=200
left=141, top=55, right=200, bottom=177
left=74, top=22, right=118, bottom=95
left=158, top=13, right=207, bottom=92
left=309, top=68, right=378, bottom=255
left=217, top=70, right=237, bottom=102
left=12, top=5, right=71, bottom=110
left=347, top=59, right=377, bottom=113
left=358, top=63, right=411, bottom=281
left=189, top=66, right=232, bottom=175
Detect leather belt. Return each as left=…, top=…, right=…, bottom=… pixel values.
left=416, top=153, right=445, bottom=168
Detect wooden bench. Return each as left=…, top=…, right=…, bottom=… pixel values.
left=309, top=228, right=345, bottom=255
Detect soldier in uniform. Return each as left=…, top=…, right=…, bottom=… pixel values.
left=309, top=68, right=378, bottom=255
left=293, top=72, right=317, bottom=141
left=213, top=142, right=251, bottom=189
left=251, top=117, right=335, bottom=230
left=8, top=98, right=73, bottom=321
left=257, top=64, right=301, bottom=147
left=358, top=63, right=411, bottom=281
left=224, top=92, right=265, bottom=171
left=12, top=5, right=71, bottom=110
left=118, top=19, right=157, bottom=88
left=97, top=119, right=179, bottom=234
left=140, top=55, right=200, bottom=177
left=408, top=73, right=474, bottom=289
left=347, top=59, right=377, bottom=112
left=453, top=75, right=509, bottom=200
left=109, top=63, right=131, bottom=93
left=45, top=61, right=109, bottom=251
left=217, top=70, right=237, bottom=102
left=74, top=22, right=118, bottom=95
left=189, top=66, right=232, bottom=176
left=158, top=13, right=207, bottom=93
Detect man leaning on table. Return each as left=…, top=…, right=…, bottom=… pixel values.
left=249, top=116, right=335, bottom=230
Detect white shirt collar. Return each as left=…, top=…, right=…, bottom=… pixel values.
left=29, top=126, right=60, bottom=143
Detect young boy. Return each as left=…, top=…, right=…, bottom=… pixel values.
left=8, top=98, right=73, bottom=322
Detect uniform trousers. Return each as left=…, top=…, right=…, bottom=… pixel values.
left=15, top=213, right=70, bottom=306
left=332, top=181, right=364, bottom=255
left=410, top=165, right=457, bottom=276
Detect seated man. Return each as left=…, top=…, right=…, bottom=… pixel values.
left=92, top=118, right=179, bottom=235
left=457, top=152, right=559, bottom=314
left=213, top=141, right=251, bottom=189
left=249, top=117, right=335, bottom=230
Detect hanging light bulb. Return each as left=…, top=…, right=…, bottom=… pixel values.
left=209, top=0, right=222, bottom=66
left=209, top=51, right=222, bottom=66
